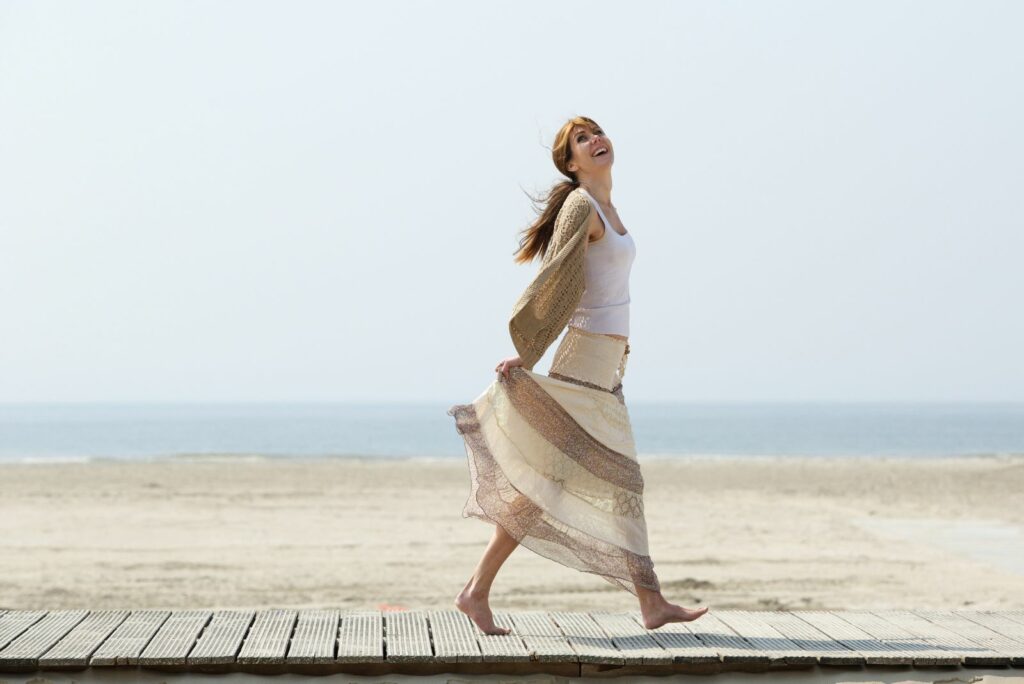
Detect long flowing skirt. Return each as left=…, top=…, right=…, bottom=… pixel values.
left=447, top=325, right=661, bottom=596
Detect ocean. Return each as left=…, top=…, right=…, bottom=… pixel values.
left=0, top=401, right=1022, bottom=463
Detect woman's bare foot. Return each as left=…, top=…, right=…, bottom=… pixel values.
left=641, top=602, right=709, bottom=630
left=454, top=583, right=511, bottom=635
left=638, top=588, right=709, bottom=630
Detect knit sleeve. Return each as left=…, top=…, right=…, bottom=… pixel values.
left=508, top=190, right=593, bottom=370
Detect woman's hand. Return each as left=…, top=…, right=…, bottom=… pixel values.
left=494, top=354, right=524, bottom=381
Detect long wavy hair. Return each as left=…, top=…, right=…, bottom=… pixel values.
left=513, top=116, right=602, bottom=264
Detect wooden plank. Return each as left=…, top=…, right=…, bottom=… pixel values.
left=623, top=610, right=719, bottom=664
left=38, top=610, right=130, bottom=668
left=237, top=609, right=296, bottom=665
left=711, top=610, right=816, bottom=665
left=337, top=611, right=383, bottom=663
left=831, top=610, right=959, bottom=666
left=549, top=611, right=623, bottom=665
left=588, top=611, right=671, bottom=665
left=914, top=610, right=1024, bottom=663
left=0, top=610, right=88, bottom=669
left=90, top=611, right=170, bottom=666
left=138, top=610, right=211, bottom=666
left=188, top=610, right=255, bottom=665
left=475, top=611, right=531, bottom=663
left=508, top=611, right=577, bottom=663
left=383, top=610, right=432, bottom=662
left=955, top=610, right=1024, bottom=650
left=793, top=610, right=911, bottom=665
left=674, top=611, right=770, bottom=665
left=427, top=610, right=481, bottom=663
left=873, top=610, right=1008, bottom=666
left=287, top=609, right=338, bottom=664
left=754, top=610, right=861, bottom=665
left=0, top=611, right=47, bottom=651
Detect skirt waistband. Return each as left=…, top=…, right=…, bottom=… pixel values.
left=548, top=326, right=630, bottom=394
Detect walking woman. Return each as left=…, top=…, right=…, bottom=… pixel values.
left=447, top=116, right=709, bottom=635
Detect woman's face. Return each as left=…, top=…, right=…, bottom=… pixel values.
left=567, top=124, right=613, bottom=176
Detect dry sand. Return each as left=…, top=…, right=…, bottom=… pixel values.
left=1, top=455, right=1022, bottom=612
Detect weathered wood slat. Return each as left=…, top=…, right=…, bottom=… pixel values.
left=680, top=611, right=771, bottom=664
left=956, top=611, right=1024, bottom=650
left=550, top=611, right=623, bottom=665
left=475, top=611, right=531, bottom=663
left=287, top=609, right=338, bottom=664
left=589, top=611, right=671, bottom=665
left=336, top=611, right=383, bottom=663
left=0, top=610, right=88, bottom=669
left=38, top=610, right=130, bottom=668
left=188, top=609, right=255, bottom=665
left=831, top=610, right=959, bottom=665
left=237, top=609, right=296, bottom=665
left=624, top=610, right=720, bottom=664
left=90, top=611, right=171, bottom=666
left=383, top=610, right=432, bottom=662
left=0, top=611, right=48, bottom=652
left=754, top=610, right=861, bottom=665
left=711, top=610, right=815, bottom=665
left=508, top=611, right=577, bottom=663
left=138, top=610, right=211, bottom=666
left=914, top=610, right=1024, bottom=663
left=873, top=610, right=1008, bottom=666
left=793, top=610, right=910, bottom=665
left=427, top=610, right=481, bottom=663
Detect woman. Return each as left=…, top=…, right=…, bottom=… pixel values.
left=447, top=116, right=709, bottom=635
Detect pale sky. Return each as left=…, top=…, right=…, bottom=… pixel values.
left=1, top=1, right=1021, bottom=403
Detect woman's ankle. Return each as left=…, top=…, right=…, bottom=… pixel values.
left=636, top=586, right=665, bottom=609
left=460, top=581, right=491, bottom=600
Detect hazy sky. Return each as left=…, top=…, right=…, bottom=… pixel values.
left=1, top=1, right=1021, bottom=403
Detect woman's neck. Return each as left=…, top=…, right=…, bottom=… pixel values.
left=580, top=178, right=613, bottom=207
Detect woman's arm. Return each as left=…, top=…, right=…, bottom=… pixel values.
left=507, top=191, right=593, bottom=370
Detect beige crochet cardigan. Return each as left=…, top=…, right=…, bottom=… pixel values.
left=508, top=188, right=594, bottom=370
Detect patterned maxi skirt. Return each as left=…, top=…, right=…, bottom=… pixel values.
left=446, top=325, right=661, bottom=596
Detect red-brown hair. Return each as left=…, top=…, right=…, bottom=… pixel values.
left=513, top=116, right=602, bottom=264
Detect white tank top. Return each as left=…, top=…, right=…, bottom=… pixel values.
left=568, top=187, right=636, bottom=337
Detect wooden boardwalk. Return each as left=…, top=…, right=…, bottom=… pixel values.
left=1, top=608, right=1023, bottom=677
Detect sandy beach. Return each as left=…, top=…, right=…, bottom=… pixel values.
left=1, top=455, right=1022, bottom=612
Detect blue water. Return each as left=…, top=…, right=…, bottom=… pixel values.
left=0, top=401, right=1022, bottom=462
